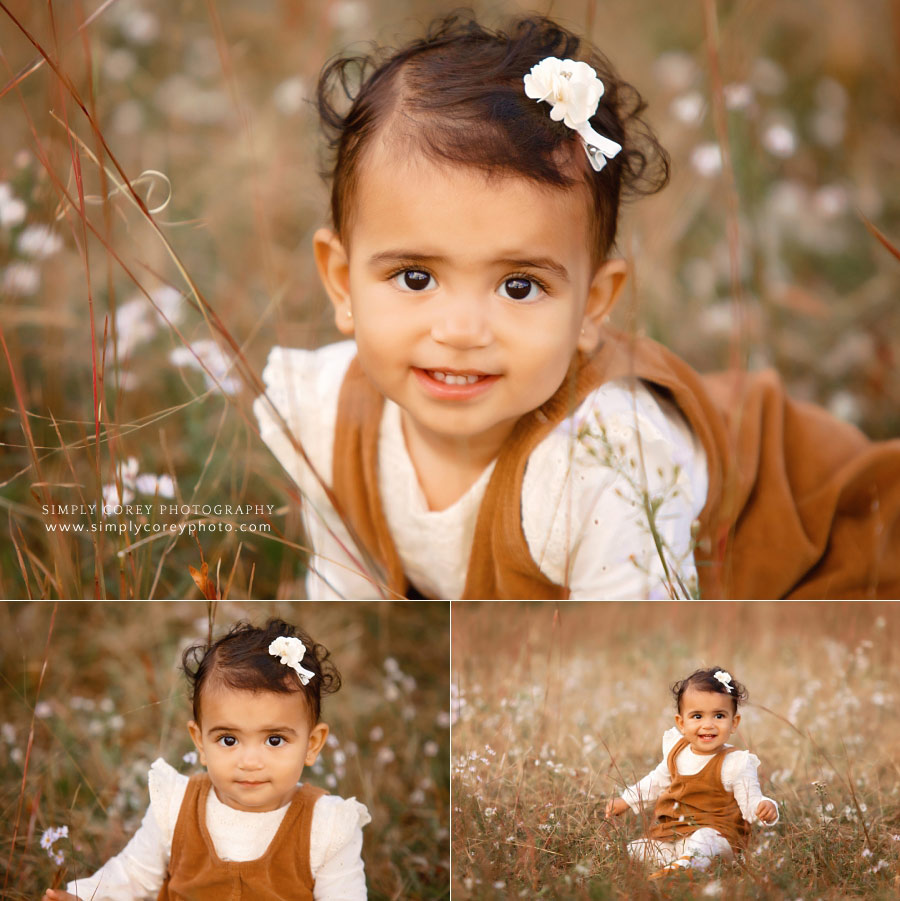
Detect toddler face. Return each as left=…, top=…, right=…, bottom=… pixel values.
left=674, top=686, right=740, bottom=755
left=317, top=144, right=625, bottom=463
left=188, top=685, right=328, bottom=812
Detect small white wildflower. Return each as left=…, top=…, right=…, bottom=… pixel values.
left=2, top=262, right=40, bottom=295
left=492, top=882, right=505, bottom=890
left=409, top=788, right=425, bottom=804
left=702, top=880, right=723, bottom=897
left=369, top=726, right=384, bottom=742
left=723, top=83, right=753, bottom=110
left=762, top=123, right=797, bottom=158
left=384, top=682, right=400, bottom=702
left=1, top=723, right=15, bottom=743
left=861, top=847, right=872, bottom=858
left=35, top=701, right=53, bottom=719
left=376, top=747, right=395, bottom=765
left=150, top=285, right=184, bottom=325
left=135, top=473, right=176, bottom=498
left=0, top=188, right=26, bottom=227
left=170, top=340, right=239, bottom=394
left=328, top=0, right=370, bottom=31
left=691, top=142, right=722, bottom=177
left=273, top=77, right=306, bottom=116
left=423, top=740, right=439, bottom=757
left=17, top=224, right=63, bottom=258
left=102, top=482, right=135, bottom=514
left=653, top=51, right=697, bottom=92
left=120, top=9, right=159, bottom=45
left=103, top=48, right=137, bottom=82
left=182, top=751, right=198, bottom=765
left=40, top=825, right=68, bottom=864
left=670, top=92, right=705, bottom=125
left=333, top=749, right=346, bottom=766
left=483, top=807, right=497, bottom=818
left=325, top=774, right=337, bottom=788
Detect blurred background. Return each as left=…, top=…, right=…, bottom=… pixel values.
left=1, top=0, right=898, bottom=599
left=0, top=600, right=450, bottom=899
left=452, top=602, right=900, bottom=899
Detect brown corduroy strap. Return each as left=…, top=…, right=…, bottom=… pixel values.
left=331, top=329, right=900, bottom=599
left=159, top=776, right=326, bottom=901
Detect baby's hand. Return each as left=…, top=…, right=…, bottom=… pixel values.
left=756, top=799, right=778, bottom=824
left=605, top=797, right=630, bottom=818
left=41, top=889, right=81, bottom=901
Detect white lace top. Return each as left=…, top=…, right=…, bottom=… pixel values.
left=67, top=758, right=370, bottom=900
left=253, top=341, right=709, bottom=599
left=620, top=726, right=779, bottom=826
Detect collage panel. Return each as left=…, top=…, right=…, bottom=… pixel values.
left=0, top=601, right=450, bottom=900
left=452, top=601, right=900, bottom=899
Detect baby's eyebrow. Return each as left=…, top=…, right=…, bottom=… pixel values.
left=368, top=249, right=570, bottom=281
left=207, top=724, right=299, bottom=735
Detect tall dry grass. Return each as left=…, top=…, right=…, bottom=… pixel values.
left=0, top=601, right=450, bottom=900
left=452, top=602, right=900, bottom=899
left=1, top=0, right=898, bottom=598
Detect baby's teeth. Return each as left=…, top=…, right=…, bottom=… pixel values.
left=431, top=371, right=482, bottom=385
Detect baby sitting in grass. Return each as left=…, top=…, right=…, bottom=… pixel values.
left=606, top=667, right=777, bottom=880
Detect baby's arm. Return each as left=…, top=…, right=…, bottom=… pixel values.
left=524, top=383, right=707, bottom=600
left=724, top=752, right=779, bottom=826
left=58, top=803, right=169, bottom=901
left=310, top=795, right=371, bottom=900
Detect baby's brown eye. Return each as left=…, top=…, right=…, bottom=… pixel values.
left=394, top=269, right=434, bottom=291
left=499, top=277, right=541, bottom=302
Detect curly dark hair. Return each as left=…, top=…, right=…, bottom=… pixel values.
left=671, top=667, right=748, bottom=715
left=316, top=10, right=669, bottom=263
left=182, top=618, right=341, bottom=725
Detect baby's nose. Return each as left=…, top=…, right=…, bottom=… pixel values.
left=238, top=748, right=264, bottom=769
left=430, top=293, right=493, bottom=349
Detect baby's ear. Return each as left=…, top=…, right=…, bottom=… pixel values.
left=578, top=258, right=628, bottom=353
left=313, top=228, right=354, bottom=335
left=187, top=720, right=207, bottom=766
left=304, top=722, right=330, bottom=767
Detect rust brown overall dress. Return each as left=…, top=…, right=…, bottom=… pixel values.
left=648, top=737, right=750, bottom=852
left=331, top=328, right=900, bottom=598
left=157, top=774, right=325, bottom=901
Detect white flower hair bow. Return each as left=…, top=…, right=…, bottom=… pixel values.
left=523, top=57, right=623, bottom=172
left=268, top=636, right=315, bottom=685
left=714, top=670, right=734, bottom=693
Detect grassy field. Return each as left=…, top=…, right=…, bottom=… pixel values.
left=1, top=0, right=898, bottom=599
left=0, top=601, right=450, bottom=900
left=452, top=602, right=900, bottom=899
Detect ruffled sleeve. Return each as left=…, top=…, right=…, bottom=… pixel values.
left=66, top=758, right=177, bottom=901
left=253, top=342, right=379, bottom=599
left=721, top=749, right=779, bottom=826
left=309, top=794, right=371, bottom=900
left=148, top=757, right=190, bottom=842
left=620, top=728, right=679, bottom=812
left=522, top=379, right=708, bottom=599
